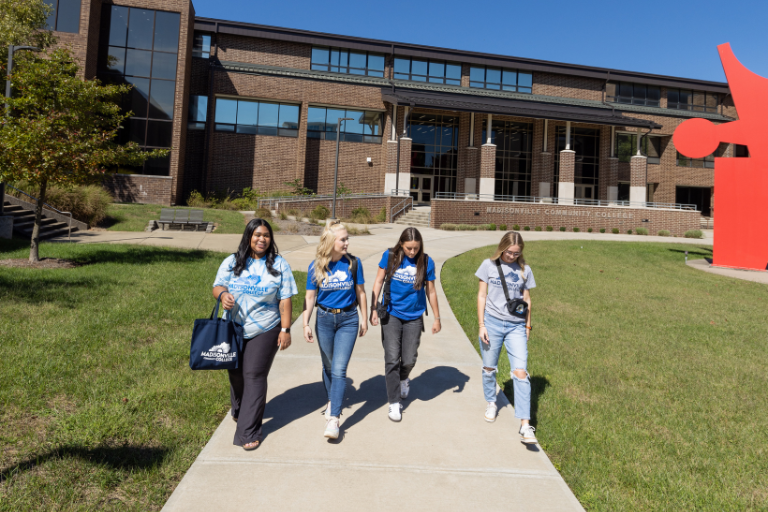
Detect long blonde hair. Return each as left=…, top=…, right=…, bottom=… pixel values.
left=491, top=231, right=527, bottom=282
left=313, top=222, right=349, bottom=286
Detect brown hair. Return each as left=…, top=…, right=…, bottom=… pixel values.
left=386, top=227, right=427, bottom=290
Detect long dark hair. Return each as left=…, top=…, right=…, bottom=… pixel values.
left=232, top=218, right=280, bottom=277
left=386, top=227, right=427, bottom=290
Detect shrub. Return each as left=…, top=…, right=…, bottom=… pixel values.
left=573, top=227, right=580, bottom=232
left=534, top=226, right=542, bottom=231
left=10, top=181, right=113, bottom=226
left=489, top=223, right=497, bottom=231
left=587, top=228, right=593, bottom=233
left=499, top=224, right=507, bottom=231
left=546, top=226, right=553, bottom=232
left=287, top=208, right=299, bottom=217
left=440, top=223, right=458, bottom=231
left=523, top=226, right=530, bottom=231
left=255, top=207, right=272, bottom=219
left=347, top=226, right=370, bottom=235
left=657, top=229, right=670, bottom=237
left=187, top=190, right=207, bottom=208
left=559, top=227, right=566, bottom=232
left=311, top=204, right=331, bottom=220
left=612, top=228, right=619, bottom=234
left=279, top=211, right=288, bottom=220
left=347, top=206, right=373, bottom=224
left=374, top=207, right=387, bottom=223
left=513, top=224, right=520, bottom=231
left=599, top=228, right=606, bottom=233
left=627, top=229, right=633, bottom=235
left=636, top=227, right=648, bottom=235
left=684, top=229, right=704, bottom=239
left=459, top=224, right=479, bottom=231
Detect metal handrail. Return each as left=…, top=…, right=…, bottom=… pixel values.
left=433, top=192, right=698, bottom=211
left=6, top=185, right=72, bottom=241
left=258, top=192, right=396, bottom=210
left=390, top=195, right=413, bottom=223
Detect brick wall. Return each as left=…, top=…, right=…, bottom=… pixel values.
left=273, top=195, right=411, bottom=223
left=431, top=199, right=700, bottom=237
left=104, top=174, right=173, bottom=205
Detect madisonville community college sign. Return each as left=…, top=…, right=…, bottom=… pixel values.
left=486, top=207, right=635, bottom=219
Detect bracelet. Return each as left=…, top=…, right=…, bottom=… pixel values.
left=526, top=325, right=532, bottom=330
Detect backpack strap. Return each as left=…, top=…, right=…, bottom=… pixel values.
left=423, top=253, right=429, bottom=316
left=346, top=254, right=358, bottom=288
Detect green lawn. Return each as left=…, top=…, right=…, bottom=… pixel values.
left=0, top=240, right=306, bottom=511
left=441, top=241, right=768, bottom=511
left=103, top=204, right=250, bottom=234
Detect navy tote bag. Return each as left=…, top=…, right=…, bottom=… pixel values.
left=189, top=292, right=244, bottom=370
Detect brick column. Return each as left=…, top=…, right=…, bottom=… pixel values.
left=630, top=155, right=647, bottom=204
left=606, top=157, right=619, bottom=201
left=384, top=140, right=399, bottom=193
left=558, top=149, right=575, bottom=204
left=537, top=152, right=553, bottom=197
left=397, top=137, right=412, bottom=194
left=479, top=143, right=496, bottom=197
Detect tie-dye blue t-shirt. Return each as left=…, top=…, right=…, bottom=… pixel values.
left=213, top=254, right=298, bottom=338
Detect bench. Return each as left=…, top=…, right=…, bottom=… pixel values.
left=156, top=209, right=208, bottom=231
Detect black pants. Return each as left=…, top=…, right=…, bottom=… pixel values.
left=381, top=315, right=423, bottom=404
left=228, top=323, right=280, bottom=445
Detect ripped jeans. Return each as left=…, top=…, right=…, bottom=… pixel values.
left=480, top=313, right=530, bottom=420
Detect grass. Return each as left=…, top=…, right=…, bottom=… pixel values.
left=441, top=241, right=768, bottom=511
left=0, top=240, right=306, bottom=511
left=103, top=204, right=250, bottom=234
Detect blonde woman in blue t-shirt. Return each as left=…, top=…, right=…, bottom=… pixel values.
left=475, top=231, right=537, bottom=444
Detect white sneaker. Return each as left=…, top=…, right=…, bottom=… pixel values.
left=388, top=403, right=402, bottom=422
left=324, top=417, right=339, bottom=439
left=322, top=401, right=331, bottom=421
left=484, top=402, right=497, bottom=422
left=519, top=424, right=537, bottom=444
left=400, top=379, right=410, bottom=399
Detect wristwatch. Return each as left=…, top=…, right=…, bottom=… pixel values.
left=281, top=327, right=290, bottom=333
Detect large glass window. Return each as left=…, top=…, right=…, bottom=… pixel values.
left=214, top=98, right=299, bottom=137
left=44, top=0, right=81, bottom=33
left=469, top=66, right=532, bottom=93
left=667, top=89, right=719, bottom=112
left=482, top=120, right=533, bottom=198
left=615, top=133, right=662, bottom=164
left=307, top=107, right=382, bottom=143
left=407, top=113, right=459, bottom=195
left=677, top=151, right=714, bottom=169
left=676, top=186, right=711, bottom=215
left=97, top=6, right=180, bottom=176
left=188, top=95, right=208, bottom=130
left=311, top=47, right=385, bottom=77
left=554, top=127, right=600, bottom=196
left=393, top=58, right=461, bottom=85
left=193, top=32, right=212, bottom=58
left=606, top=82, right=661, bottom=107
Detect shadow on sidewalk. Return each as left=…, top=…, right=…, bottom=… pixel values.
left=401, top=366, right=469, bottom=412
left=261, top=381, right=327, bottom=438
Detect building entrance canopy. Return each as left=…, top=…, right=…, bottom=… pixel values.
left=382, top=87, right=662, bottom=129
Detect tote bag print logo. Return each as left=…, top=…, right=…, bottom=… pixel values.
left=189, top=292, right=244, bottom=370
left=200, top=342, right=237, bottom=363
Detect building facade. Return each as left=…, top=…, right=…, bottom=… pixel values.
left=48, top=0, right=737, bottom=218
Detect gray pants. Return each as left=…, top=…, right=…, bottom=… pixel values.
left=381, top=314, right=423, bottom=403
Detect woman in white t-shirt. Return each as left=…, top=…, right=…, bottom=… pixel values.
left=475, top=231, right=537, bottom=444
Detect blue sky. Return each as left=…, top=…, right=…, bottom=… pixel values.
left=190, top=0, right=767, bottom=83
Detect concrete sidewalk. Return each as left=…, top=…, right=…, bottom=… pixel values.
left=161, top=229, right=589, bottom=512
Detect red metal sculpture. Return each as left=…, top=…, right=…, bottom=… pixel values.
left=674, top=43, right=768, bottom=271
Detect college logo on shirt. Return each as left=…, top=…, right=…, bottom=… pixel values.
left=393, top=265, right=417, bottom=283
left=230, top=273, right=273, bottom=296
left=321, top=270, right=352, bottom=290
left=489, top=270, right=522, bottom=290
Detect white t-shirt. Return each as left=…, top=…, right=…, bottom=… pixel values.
left=475, top=259, right=536, bottom=323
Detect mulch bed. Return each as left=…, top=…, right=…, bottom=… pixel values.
left=0, top=258, right=81, bottom=269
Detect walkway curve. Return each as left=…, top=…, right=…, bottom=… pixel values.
left=159, top=227, right=712, bottom=512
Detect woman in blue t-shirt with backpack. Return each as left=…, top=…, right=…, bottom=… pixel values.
left=370, top=227, right=441, bottom=422
left=303, top=221, right=368, bottom=440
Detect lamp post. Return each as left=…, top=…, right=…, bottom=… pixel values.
left=332, top=117, right=353, bottom=220
left=2, top=45, right=41, bottom=219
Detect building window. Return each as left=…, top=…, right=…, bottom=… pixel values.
left=676, top=186, right=711, bottom=215
left=193, top=32, right=211, bottom=58
left=615, top=133, right=662, bottom=164
left=214, top=98, right=299, bottom=137
left=393, top=58, right=461, bottom=85
left=97, top=6, right=181, bottom=176
left=667, top=89, right=718, bottom=112
left=469, top=66, right=532, bottom=93
left=606, top=82, right=660, bottom=107
left=311, top=47, right=385, bottom=77
left=735, top=144, right=749, bottom=157
left=44, top=0, right=81, bottom=33
left=481, top=120, right=533, bottom=198
left=306, top=107, right=382, bottom=143
left=407, top=113, right=459, bottom=196
left=188, top=96, right=207, bottom=130
left=677, top=151, right=714, bottom=168
left=554, top=127, right=600, bottom=198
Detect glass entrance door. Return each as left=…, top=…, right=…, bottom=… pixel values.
left=410, top=176, right=432, bottom=203
left=574, top=184, right=594, bottom=203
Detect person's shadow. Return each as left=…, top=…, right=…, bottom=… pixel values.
left=261, top=381, right=328, bottom=438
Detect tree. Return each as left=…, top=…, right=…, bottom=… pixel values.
left=0, top=49, right=166, bottom=262
left=0, top=0, right=55, bottom=52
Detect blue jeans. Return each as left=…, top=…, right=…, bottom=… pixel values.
left=480, top=314, right=530, bottom=420
left=315, top=308, right=359, bottom=417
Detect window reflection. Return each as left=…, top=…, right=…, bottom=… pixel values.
left=193, top=32, right=212, bottom=58
left=470, top=66, right=532, bottom=94
left=44, top=0, right=82, bottom=34
left=214, top=98, right=299, bottom=138
left=395, top=58, right=461, bottom=85
left=307, top=106, right=382, bottom=143
left=311, top=46, right=385, bottom=77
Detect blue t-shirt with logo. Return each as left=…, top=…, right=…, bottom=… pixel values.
left=213, top=254, right=298, bottom=339
left=378, top=249, right=436, bottom=321
left=307, top=256, right=364, bottom=310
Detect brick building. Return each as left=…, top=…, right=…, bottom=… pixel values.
left=48, top=0, right=736, bottom=219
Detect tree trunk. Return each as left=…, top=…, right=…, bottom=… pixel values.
left=29, top=180, right=48, bottom=263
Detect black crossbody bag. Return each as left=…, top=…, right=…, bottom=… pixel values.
left=495, top=258, right=528, bottom=320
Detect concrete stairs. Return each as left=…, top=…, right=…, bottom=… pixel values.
left=394, top=208, right=431, bottom=228
left=3, top=201, right=79, bottom=240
